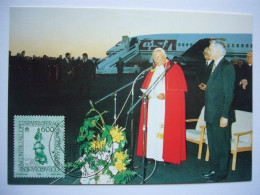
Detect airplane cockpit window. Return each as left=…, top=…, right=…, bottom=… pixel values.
left=116, top=42, right=122, bottom=46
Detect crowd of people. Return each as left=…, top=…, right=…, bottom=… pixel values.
left=9, top=51, right=99, bottom=99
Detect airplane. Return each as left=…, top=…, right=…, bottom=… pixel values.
left=96, top=33, right=252, bottom=74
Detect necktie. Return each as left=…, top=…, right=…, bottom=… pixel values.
left=211, top=62, right=216, bottom=74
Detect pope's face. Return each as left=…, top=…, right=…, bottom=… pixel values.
left=152, top=51, right=166, bottom=66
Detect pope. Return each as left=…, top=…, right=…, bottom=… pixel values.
left=136, top=48, right=187, bottom=165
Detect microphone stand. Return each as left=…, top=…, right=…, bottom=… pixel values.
left=94, top=67, right=153, bottom=172
left=94, top=75, right=145, bottom=125
left=127, top=63, right=173, bottom=184
left=128, top=66, right=154, bottom=170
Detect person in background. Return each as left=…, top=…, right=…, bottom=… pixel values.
left=116, top=57, right=124, bottom=82
left=233, top=52, right=252, bottom=112
left=198, top=47, right=214, bottom=91
left=61, top=52, right=73, bottom=98
left=77, top=53, right=93, bottom=99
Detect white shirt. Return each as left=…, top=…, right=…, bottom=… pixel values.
left=206, top=60, right=213, bottom=66
left=213, top=56, right=224, bottom=67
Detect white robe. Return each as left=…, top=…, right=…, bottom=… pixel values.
left=141, top=65, right=165, bottom=161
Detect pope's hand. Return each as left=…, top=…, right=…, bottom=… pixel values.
left=157, top=93, right=165, bottom=100
left=220, top=117, right=228, bottom=128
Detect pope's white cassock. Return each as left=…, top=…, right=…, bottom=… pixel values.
left=141, top=65, right=165, bottom=161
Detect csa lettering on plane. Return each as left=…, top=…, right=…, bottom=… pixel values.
left=139, top=40, right=177, bottom=51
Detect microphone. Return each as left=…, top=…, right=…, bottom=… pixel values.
left=142, top=65, right=154, bottom=74
left=170, top=56, right=179, bottom=63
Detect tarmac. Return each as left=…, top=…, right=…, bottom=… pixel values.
left=8, top=73, right=251, bottom=184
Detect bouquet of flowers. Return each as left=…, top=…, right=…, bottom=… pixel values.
left=65, top=102, right=136, bottom=184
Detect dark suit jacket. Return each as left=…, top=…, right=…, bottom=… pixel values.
left=205, top=57, right=235, bottom=123
left=197, top=60, right=214, bottom=85
left=78, top=59, right=93, bottom=81
left=61, top=59, right=72, bottom=83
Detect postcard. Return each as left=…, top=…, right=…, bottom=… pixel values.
left=8, top=7, right=252, bottom=185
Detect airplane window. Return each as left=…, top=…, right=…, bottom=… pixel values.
left=250, top=44, right=252, bottom=48
left=232, top=44, right=235, bottom=48
left=241, top=44, right=244, bottom=48
left=182, top=43, right=185, bottom=47
left=178, top=43, right=181, bottom=46
left=116, top=42, right=121, bottom=46
left=246, top=44, right=249, bottom=48
left=227, top=44, right=230, bottom=47
left=186, top=43, right=189, bottom=47
left=190, top=43, right=192, bottom=46
left=236, top=44, right=239, bottom=48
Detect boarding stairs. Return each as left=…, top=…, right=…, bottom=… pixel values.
left=96, top=44, right=139, bottom=74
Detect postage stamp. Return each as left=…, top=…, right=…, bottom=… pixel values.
left=14, top=115, right=65, bottom=178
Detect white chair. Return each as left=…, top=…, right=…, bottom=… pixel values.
left=205, top=110, right=252, bottom=171
left=186, top=106, right=207, bottom=159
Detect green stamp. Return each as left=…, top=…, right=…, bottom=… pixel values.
left=14, top=115, right=65, bottom=178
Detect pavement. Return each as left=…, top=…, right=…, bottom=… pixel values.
left=8, top=73, right=252, bottom=184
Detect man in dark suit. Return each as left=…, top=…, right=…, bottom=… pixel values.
left=233, top=51, right=252, bottom=112
left=198, top=47, right=214, bottom=91
left=61, top=52, right=73, bottom=98
left=116, top=57, right=124, bottom=82
left=77, top=53, right=93, bottom=99
left=196, top=47, right=214, bottom=108
left=202, top=40, right=235, bottom=182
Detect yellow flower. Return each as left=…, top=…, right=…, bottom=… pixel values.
left=150, top=68, right=155, bottom=72
left=89, top=138, right=106, bottom=150
left=115, top=161, right=127, bottom=172
left=110, top=126, right=125, bottom=143
left=114, top=151, right=127, bottom=161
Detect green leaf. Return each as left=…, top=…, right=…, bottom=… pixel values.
left=77, top=135, right=85, bottom=143
left=119, top=140, right=126, bottom=148
left=114, top=170, right=136, bottom=184
left=101, top=129, right=109, bottom=140
left=87, top=130, right=95, bottom=141
left=100, top=110, right=109, bottom=115
left=107, top=135, right=112, bottom=145
left=79, top=143, right=86, bottom=156
left=85, top=116, right=100, bottom=128
left=89, top=100, right=94, bottom=108
left=104, top=125, right=112, bottom=131
left=83, top=119, right=91, bottom=128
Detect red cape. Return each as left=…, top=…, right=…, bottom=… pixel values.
left=136, top=61, right=187, bottom=165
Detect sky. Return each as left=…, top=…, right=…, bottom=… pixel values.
left=9, top=7, right=252, bottom=58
